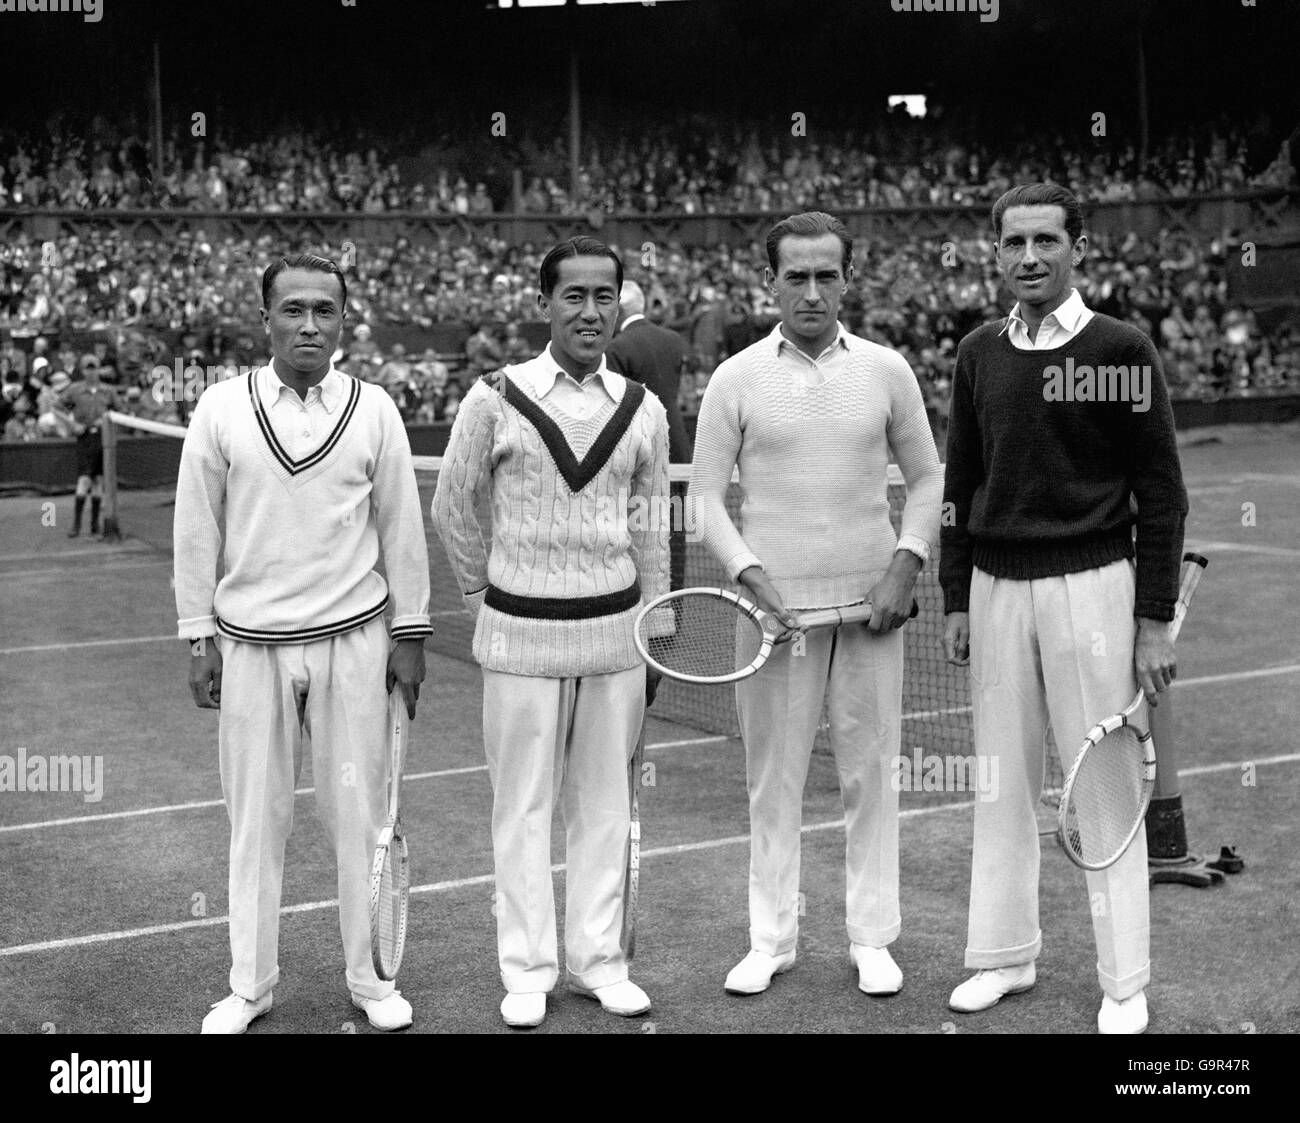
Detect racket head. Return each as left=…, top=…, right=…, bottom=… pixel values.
left=1057, top=714, right=1155, bottom=871
left=620, top=726, right=645, bottom=960
left=633, top=587, right=773, bottom=684
left=369, top=817, right=410, bottom=980
left=370, top=694, right=411, bottom=980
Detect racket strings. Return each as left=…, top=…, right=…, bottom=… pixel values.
left=1061, top=726, right=1149, bottom=865
left=638, top=594, right=766, bottom=679
left=373, top=839, right=406, bottom=973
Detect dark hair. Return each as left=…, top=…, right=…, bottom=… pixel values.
left=261, top=253, right=348, bottom=310
left=765, top=211, right=853, bottom=275
left=538, top=237, right=623, bottom=297
left=991, top=183, right=1084, bottom=245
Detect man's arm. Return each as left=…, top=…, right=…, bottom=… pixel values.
left=371, top=391, right=433, bottom=718
left=629, top=397, right=671, bottom=704
left=431, top=380, right=498, bottom=616
left=1126, top=338, right=1189, bottom=702
left=173, top=393, right=226, bottom=708
left=689, top=360, right=797, bottom=633
left=939, top=340, right=983, bottom=664
left=872, top=352, right=944, bottom=633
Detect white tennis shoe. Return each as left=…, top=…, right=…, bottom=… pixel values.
left=351, top=990, right=413, bottom=1031
left=1098, top=990, right=1148, bottom=1035
left=850, top=944, right=903, bottom=995
left=948, top=963, right=1037, bottom=1012
left=501, top=991, right=547, bottom=1028
left=201, top=991, right=272, bottom=1034
left=569, top=978, right=652, bottom=1016
left=724, top=949, right=797, bottom=995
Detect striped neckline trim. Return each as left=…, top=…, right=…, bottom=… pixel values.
left=248, top=371, right=361, bottom=476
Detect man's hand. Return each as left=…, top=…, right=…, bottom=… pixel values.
left=864, top=551, right=922, bottom=635
left=943, top=612, right=970, bottom=666
left=387, top=639, right=427, bottom=719
left=738, top=565, right=799, bottom=641
left=189, top=642, right=223, bottom=709
left=1134, top=616, right=1176, bottom=706
left=646, top=667, right=663, bottom=708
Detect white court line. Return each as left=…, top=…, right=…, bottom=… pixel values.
left=3, top=665, right=1297, bottom=834
left=0, top=546, right=152, bottom=563
left=2, top=559, right=171, bottom=580
left=4, top=751, right=1298, bottom=959
left=0, top=801, right=974, bottom=959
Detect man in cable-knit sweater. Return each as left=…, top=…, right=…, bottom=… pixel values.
left=432, top=237, right=670, bottom=1029
left=691, top=212, right=943, bottom=999
left=941, top=184, right=1187, bottom=1035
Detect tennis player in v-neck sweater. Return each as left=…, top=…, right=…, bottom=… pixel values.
left=433, top=239, right=669, bottom=1029
left=174, top=255, right=431, bottom=1034
left=691, top=213, right=943, bottom=1000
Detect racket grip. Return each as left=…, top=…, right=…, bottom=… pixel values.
left=1169, top=554, right=1208, bottom=643
left=798, top=599, right=919, bottom=629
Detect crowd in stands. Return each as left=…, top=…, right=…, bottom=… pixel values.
left=2, top=110, right=1296, bottom=442
left=1, top=113, right=1294, bottom=216
left=2, top=217, right=1293, bottom=445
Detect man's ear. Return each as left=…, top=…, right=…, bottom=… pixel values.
left=1072, top=234, right=1088, bottom=267
left=763, top=267, right=776, bottom=292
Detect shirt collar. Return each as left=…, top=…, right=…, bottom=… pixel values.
left=619, top=313, right=646, bottom=332
left=1001, top=287, right=1089, bottom=336
left=768, top=321, right=852, bottom=362
left=526, top=344, right=623, bottom=402
left=260, top=363, right=345, bottom=413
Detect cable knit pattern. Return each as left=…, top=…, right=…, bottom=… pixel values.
left=432, top=357, right=670, bottom=677
left=690, top=330, right=944, bottom=609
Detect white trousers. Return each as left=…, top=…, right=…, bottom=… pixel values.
left=966, top=561, right=1151, bottom=1000
left=735, top=624, right=904, bottom=954
left=217, top=616, right=393, bottom=1002
left=482, top=665, right=644, bottom=993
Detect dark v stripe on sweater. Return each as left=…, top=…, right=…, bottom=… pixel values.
left=494, top=374, right=646, bottom=493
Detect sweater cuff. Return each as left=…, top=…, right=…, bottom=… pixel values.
left=390, top=615, right=433, bottom=642
left=1134, top=600, right=1176, bottom=624
left=725, top=552, right=763, bottom=584
left=941, top=585, right=970, bottom=614
left=177, top=614, right=216, bottom=640
left=896, top=534, right=931, bottom=566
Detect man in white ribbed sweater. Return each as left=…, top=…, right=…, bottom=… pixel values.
left=692, top=212, right=943, bottom=998
left=175, top=254, right=432, bottom=1034
left=432, top=238, right=670, bottom=1029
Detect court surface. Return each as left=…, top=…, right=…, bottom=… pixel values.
left=1, top=423, right=1297, bottom=1034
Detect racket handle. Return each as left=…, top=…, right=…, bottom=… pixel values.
left=1169, top=553, right=1208, bottom=643
left=796, top=600, right=919, bottom=630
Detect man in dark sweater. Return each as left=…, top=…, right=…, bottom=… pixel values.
left=940, top=184, right=1188, bottom=1035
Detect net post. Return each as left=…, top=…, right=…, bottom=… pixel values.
left=102, top=411, right=121, bottom=542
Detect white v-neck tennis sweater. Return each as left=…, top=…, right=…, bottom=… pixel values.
left=173, top=367, right=433, bottom=645
left=691, top=329, right=944, bottom=609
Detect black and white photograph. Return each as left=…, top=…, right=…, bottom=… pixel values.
left=0, top=0, right=1295, bottom=1089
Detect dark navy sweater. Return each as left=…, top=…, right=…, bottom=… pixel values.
left=939, top=313, right=1187, bottom=621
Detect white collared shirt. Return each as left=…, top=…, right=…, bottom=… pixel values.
left=258, top=364, right=345, bottom=461
left=769, top=322, right=853, bottom=387
left=1000, top=287, right=1095, bottom=350
left=520, top=343, right=625, bottom=420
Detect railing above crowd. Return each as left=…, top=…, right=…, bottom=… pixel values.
left=3, top=189, right=1297, bottom=248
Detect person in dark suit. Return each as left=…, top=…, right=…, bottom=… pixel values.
left=606, top=282, right=693, bottom=464
left=606, top=281, right=693, bottom=593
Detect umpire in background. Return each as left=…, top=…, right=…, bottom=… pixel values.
left=941, top=183, right=1187, bottom=1035
left=62, top=357, right=118, bottom=538
left=607, top=280, right=692, bottom=592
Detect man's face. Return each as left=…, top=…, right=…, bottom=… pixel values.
left=538, top=255, right=619, bottom=375
left=767, top=233, right=849, bottom=349
left=995, top=205, right=1086, bottom=315
left=260, top=268, right=344, bottom=376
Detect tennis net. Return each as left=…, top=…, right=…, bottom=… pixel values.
left=103, top=408, right=1063, bottom=792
